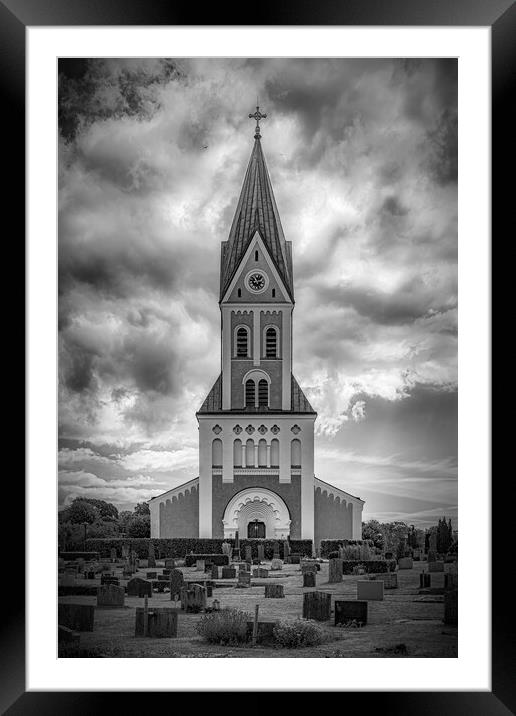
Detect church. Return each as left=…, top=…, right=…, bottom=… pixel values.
left=149, top=107, right=364, bottom=547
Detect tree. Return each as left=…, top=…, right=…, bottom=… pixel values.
left=126, top=515, right=150, bottom=538
left=362, top=520, right=385, bottom=550
left=134, top=502, right=150, bottom=516
left=436, top=517, right=453, bottom=553
left=74, top=498, right=119, bottom=520
left=63, top=499, right=99, bottom=525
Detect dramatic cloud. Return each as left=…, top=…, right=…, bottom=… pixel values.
left=58, top=58, right=457, bottom=526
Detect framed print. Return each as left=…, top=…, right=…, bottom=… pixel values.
left=6, top=0, right=511, bottom=710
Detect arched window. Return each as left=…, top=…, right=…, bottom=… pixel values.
left=236, top=326, right=249, bottom=357
left=265, top=327, right=278, bottom=358
left=245, top=380, right=255, bottom=408
left=258, top=379, right=268, bottom=407
left=212, top=438, right=223, bottom=468
left=270, top=438, right=279, bottom=467
left=237, top=288, right=241, bottom=297
left=291, top=439, right=301, bottom=468
left=245, top=439, right=255, bottom=467
left=272, top=288, right=275, bottom=298
left=255, top=249, right=259, bottom=261
left=233, top=439, right=242, bottom=467
left=258, top=438, right=267, bottom=467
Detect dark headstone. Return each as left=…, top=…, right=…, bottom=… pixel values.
left=164, top=558, right=176, bottom=569
left=101, top=575, right=120, bottom=586
left=303, top=571, right=316, bottom=588
left=222, top=567, right=236, bottom=579
left=237, top=571, right=251, bottom=587
left=211, top=565, right=219, bottom=580
left=146, top=571, right=157, bottom=580
left=180, top=584, right=207, bottom=613
left=289, top=553, right=301, bottom=565
left=169, top=569, right=184, bottom=600
left=420, top=573, right=431, bottom=588
left=301, top=562, right=318, bottom=574
left=97, top=584, right=125, bottom=607
left=58, top=624, right=80, bottom=647
left=58, top=603, right=95, bottom=632
left=328, top=558, right=343, bottom=583
left=303, top=591, right=331, bottom=621
left=252, top=567, right=269, bottom=578
left=257, top=544, right=265, bottom=562
left=127, top=577, right=152, bottom=598
left=264, top=584, right=284, bottom=598
left=334, top=600, right=367, bottom=627
left=245, top=546, right=253, bottom=563
left=135, top=607, right=178, bottom=637
left=245, top=620, right=277, bottom=643
left=444, top=588, right=458, bottom=625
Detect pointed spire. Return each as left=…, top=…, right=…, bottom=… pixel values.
left=220, top=111, right=293, bottom=301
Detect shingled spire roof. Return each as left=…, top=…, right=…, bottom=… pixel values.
left=220, top=132, right=294, bottom=301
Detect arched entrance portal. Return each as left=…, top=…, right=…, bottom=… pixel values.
left=222, top=488, right=291, bottom=540
left=248, top=520, right=266, bottom=538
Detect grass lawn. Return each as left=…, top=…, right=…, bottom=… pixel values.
left=58, top=559, right=457, bottom=658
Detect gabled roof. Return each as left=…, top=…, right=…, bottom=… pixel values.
left=197, top=373, right=316, bottom=415
left=220, top=137, right=293, bottom=301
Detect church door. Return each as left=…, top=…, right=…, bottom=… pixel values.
left=248, top=520, right=266, bottom=538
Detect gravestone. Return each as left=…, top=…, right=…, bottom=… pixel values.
left=157, top=574, right=169, bottom=581
left=232, top=531, right=241, bottom=561
left=153, top=580, right=168, bottom=593
left=221, top=541, right=232, bottom=558
left=302, top=591, right=331, bottom=621
left=58, top=603, right=95, bottom=632
left=427, top=550, right=437, bottom=562
left=283, top=540, right=290, bottom=559
left=372, top=572, right=397, bottom=589
left=264, top=584, right=284, bottom=598
left=211, top=565, right=219, bottom=580
left=272, top=542, right=280, bottom=559
left=289, top=554, right=301, bottom=565
left=97, top=584, right=125, bottom=607
left=222, top=567, right=236, bottom=579
left=257, top=544, right=265, bottom=562
left=180, top=584, right=207, bottom=613
left=252, top=568, right=269, bottom=578
left=135, top=607, right=178, bottom=638
left=334, top=600, right=368, bottom=627
left=237, top=562, right=249, bottom=572
left=303, top=571, right=316, bottom=588
left=196, top=559, right=205, bottom=572
left=100, top=575, right=120, bottom=586
left=127, top=577, right=152, bottom=598
left=357, top=580, right=384, bottom=601
left=146, top=571, right=157, bottom=580
left=58, top=625, right=80, bottom=648
left=164, top=558, right=176, bottom=569
left=420, top=573, right=431, bottom=588
left=206, top=585, right=213, bottom=597
left=270, top=559, right=283, bottom=571
left=62, top=573, right=76, bottom=587
left=398, top=557, right=413, bottom=570
left=328, top=558, right=343, bottom=583
left=237, top=571, right=251, bottom=587
left=169, top=569, right=184, bottom=601
left=428, top=561, right=444, bottom=573
left=444, top=588, right=458, bottom=625
left=162, top=568, right=171, bottom=576
left=444, top=573, right=458, bottom=590
left=245, top=546, right=253, bottom=563
left=148, top=542, right=156, bottom=568
left=301, top=562, right=318, bottom=574
left=245, top=620, right=277, bottom=644
left=110, top=548, right=117, bottom=563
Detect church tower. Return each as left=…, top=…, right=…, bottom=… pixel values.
left=149, top=107, right=364, bottom=545
left=196, top=107, right=317, bottom=540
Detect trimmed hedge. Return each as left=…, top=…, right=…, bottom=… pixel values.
left=320, top=539, right=374, bottom=558
left=184, top=554, right=229, bottom=567
left=80, top=538, right=313, bottom=560
left=341, top=560, right=397, bottom=575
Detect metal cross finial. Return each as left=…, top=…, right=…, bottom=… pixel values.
left=249, top=105, right=267, bottom=139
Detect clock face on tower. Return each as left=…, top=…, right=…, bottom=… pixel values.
left=245, top=270, right=268, bottom=293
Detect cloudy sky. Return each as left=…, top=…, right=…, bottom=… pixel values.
left=58, top=58, right=457, bottom=528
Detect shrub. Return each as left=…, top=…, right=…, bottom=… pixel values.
left=320, top=539, right=374, bottom=558
left=80, top=538, right=313, bottom=560
left=196, top=608, right=250, bottom=645
left=324, top=559, right=396, bottom=574
left=184, top=554, right=229, bottom=567
left=273, top=619, right=326, bottom=648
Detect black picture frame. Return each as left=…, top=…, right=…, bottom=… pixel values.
left=7, top=0, right=510, bottom=711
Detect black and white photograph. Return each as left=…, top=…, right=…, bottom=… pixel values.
left=57, top=57, right=458, bottom=658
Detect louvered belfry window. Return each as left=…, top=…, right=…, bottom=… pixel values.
left=265, top=327, right=277, bottom=358
left=258, top=379, right=268, bottom=407
left=237, top=327, right=248, bottom=357
left=245, top=380, right=255, bottom=407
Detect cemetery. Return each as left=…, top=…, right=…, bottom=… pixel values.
left=58, top=537, right=458, bottom=658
